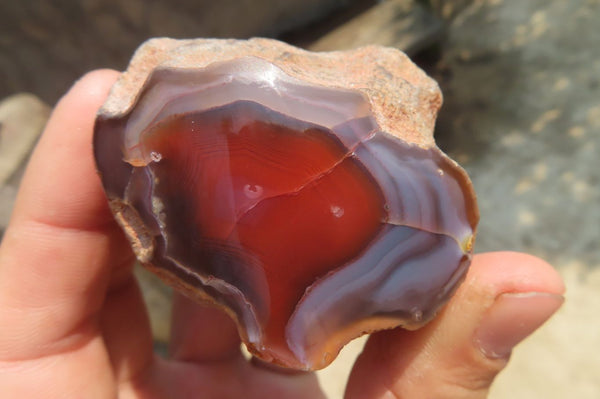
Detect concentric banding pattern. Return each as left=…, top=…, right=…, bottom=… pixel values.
left=94, top=56, right=476, bottom=370
left=123, top=57, right=373, bottom=165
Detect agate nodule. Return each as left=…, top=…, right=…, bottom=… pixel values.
left=93, top=38, right=478, bottom=370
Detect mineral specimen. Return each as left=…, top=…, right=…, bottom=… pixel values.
left=93, top=38, right=478, bottom=370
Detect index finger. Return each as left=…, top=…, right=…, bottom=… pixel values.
left=0, top=70, right=133, bottom=360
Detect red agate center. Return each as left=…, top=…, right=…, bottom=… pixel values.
left=141, top=101, right=386, bottom=361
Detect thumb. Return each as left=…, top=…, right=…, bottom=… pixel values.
left=345, top=251, right=565, bottom=399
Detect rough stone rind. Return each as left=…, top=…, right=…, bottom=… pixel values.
left=99, top=38, right=442, bottom=149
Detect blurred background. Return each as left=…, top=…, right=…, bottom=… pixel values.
left=1, top=0, right=598, bottom=397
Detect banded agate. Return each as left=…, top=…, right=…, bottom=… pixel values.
left=93, top=38, right=478, bottom=370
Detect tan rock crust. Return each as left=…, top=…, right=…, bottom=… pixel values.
left=99, top=37, right=442, bottom=149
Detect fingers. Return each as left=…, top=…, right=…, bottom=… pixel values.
left=11, top=69, right=120, bottom=230
left=100, top=274, right=154, bottom=384
left=168, top=293, right=319, bottom=370
left=345, top=251, right=565, bottom=399
left=0, top=70, right=134, bottom=361
left=163, top=293, right=326, bottom=399
left=169, top=293, right=242, bottom=362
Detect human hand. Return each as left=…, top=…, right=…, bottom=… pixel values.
left=0, top=70, right=564, bottom=399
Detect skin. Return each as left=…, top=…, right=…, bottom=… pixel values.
left=0, top=70, right=565, bottom=399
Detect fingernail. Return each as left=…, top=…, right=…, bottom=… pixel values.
left=474, top=292, right=564, bottom=359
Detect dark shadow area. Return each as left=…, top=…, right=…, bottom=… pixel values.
left=0, top=0, right=371, bottom=104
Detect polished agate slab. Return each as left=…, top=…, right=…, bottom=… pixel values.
left=93, top=38, right=478, bottom=370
